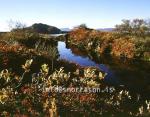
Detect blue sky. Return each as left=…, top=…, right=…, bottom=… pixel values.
left=0, top=0, right=150, bottom=31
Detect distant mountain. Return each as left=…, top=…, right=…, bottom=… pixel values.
left=96, top=28, right=114, bottom=32
left=60, top=28, right=71, bottom=32
left=60, top=28, right=72, bottom=33
left=28, top=23, right=61, bottom=34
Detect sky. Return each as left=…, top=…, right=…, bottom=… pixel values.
left=0, top=0, right=150, bottom=31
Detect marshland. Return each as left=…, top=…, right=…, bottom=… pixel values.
left=0, top=0, right=150, bottom=116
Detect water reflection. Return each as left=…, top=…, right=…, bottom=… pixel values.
left=58, top=41, right=120, bottom=85
left=57, top=41, right=150, bottom=91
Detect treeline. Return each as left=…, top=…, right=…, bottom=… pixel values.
left=68, top=19, right=150, bottom=61
left=115, top=19, right=150, bottom=37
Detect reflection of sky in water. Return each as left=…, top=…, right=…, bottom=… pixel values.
left=58, top=41, right=120, bottom=85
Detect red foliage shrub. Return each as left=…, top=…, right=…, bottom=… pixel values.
left=69, top=27, right=90, bottom=43
left=111, top=38, right=136, bottom=58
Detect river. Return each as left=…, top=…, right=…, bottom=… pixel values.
left=57, top=41, right=150, bottom=93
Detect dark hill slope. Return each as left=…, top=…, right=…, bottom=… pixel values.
left=29, top=23, right=61, bottom=34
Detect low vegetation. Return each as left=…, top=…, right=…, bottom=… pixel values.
left=0, top=20, right=150, bottom=116
left=0, top=59, right=150, bottom=116
left=68, top=19, right=150, bottom=61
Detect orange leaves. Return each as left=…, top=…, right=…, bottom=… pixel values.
left=112, top=38, right=136, bottom=58
left=79, top=93, right=96, bottom=102
left=68, top=27, right=139, bottom=59
left=69, top=28, right=90, bottom=42
left=0, top=42, right=25, bottom=53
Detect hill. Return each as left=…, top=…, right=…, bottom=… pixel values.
left=96, top=28, right=114, bottom=32
left=28, top=23, right=61, bottom=34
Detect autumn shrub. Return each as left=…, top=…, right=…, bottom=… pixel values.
left=69, top=27, right=91, bottom=44
left=111, top=37, right=136, bottom=58
left=0, top=59, right=150, bottom=116
left=133, top=37, right=150, bottom=60
left=67, top=19, right=150, bottom=60
left=0, top=59, right=103, bottom=116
